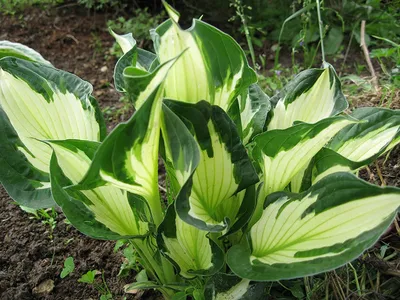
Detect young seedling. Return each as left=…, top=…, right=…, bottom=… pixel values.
left=60, top=256, right=75, bottom=279
left=20, top=206, right=57, bottom=239
left=118, top=243, right=141, bottom=278
left=79, top=270, right=112, bottom=299
left=38, top=208, right=57, bottom=240
left=78, top=270, right=99, bottom=284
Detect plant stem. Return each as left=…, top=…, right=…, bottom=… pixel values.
left=316, top=0, right=326, bottom=64
left=349, top=262, right=362, bottom=296
left=304, top=276, right=311, bottom=299
left=236, top=0, right=256, bottom=67
left=149, top=189, right=164, bottom=227
left=324, top=273, right=329, bottom=300
left=149, top=95, right=166, bottom=227
left=339, top=28, right=354, bottom=76
left=130, top=238, right=176, bottom=299
left=360, top=20, right=379, bottom=91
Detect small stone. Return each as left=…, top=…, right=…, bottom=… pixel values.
left=32, top=279, right=54, bottom=295
left=4, top=234, right=11, bottom=243
left=100, top=66, right=108, bottom=73
left=94, top=90, right=104, bottom=97
left=99, top=79, right=108, bottom=86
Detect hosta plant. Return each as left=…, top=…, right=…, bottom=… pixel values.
left=1, top=2, right=399, bottom=299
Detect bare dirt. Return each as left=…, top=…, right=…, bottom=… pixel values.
left=0, top=186, right=132, bottom=300
left=0, top=5, right=145, bottom=300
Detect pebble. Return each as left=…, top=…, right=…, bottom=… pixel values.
left=32, top=279, right=54, bottom=295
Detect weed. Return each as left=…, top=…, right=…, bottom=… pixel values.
left=119, top=244, right=141, bottom=277
left=20, top=206, right=58, bottom=239
left=114, top=240, right=141, bottom=278
left=64, top=237, right=74, bottom=245
left=78, top=269, right=112, bottom=299
left=38, top=208, right=57, bottom=239
left=60, top=256, right=75, bottom=278
left=370, top=36, right=400, bottom=88
left=102, top=95, right=133, bottom=123
left=229, top=0, right=256, bottom=67
left=91, top=32, right=103, bottom=60
left=78, top=269, right=99, bottom=283
left=258, top=65, right=297, bottom=97
left=77, top=0, right=120, bottom=11
left=0, top=0, right=63, bottom=15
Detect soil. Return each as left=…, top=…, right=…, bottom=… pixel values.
left=0, top=4, right=399, bottom=300
left=0, top=186, right=133, bottom=300
left=0, top=5, right=130, bottom=130
left=0, top=5, right=147, bottom=300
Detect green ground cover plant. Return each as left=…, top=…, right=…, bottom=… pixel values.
left=0, top=1, right=399, bottom=299
left=0, top=0, right=63, bottom=15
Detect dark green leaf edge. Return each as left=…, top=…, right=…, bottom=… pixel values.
left=114, top=43, right=158, bottom=92
left=219, top=185, right=256, bottom=239
left=0, top=58, right=106, bottom=208
left=50, top=152, right=141, bottom=240
left=76, top=56, right=182, bottom=191
left=227, top=172, right=400, bottom=281
left=204, top=272, right=268, bottom=299
left=328, top=107, right=400, bottom=151
left=254, top=115, right=356, bottom=159
left=165, top=100, right=258, bottom=232
left=0, top=40, right=52, bottom=65
left=157, top=204, right=224, bottom=278
left=266, top=64, right=347, bottom=128
left=152, top=17, right=257, bottom=110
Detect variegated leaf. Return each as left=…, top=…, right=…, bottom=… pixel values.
left=229, top=84, right=271, bottom=145
left=227, top=172, right=400, bottom=281
left=309, top=107, right=400, bottom=185
left=157, top=205, right=224, bottom=278
left=151, top=1, right=257, bottom=111
left=49, top=140, right=149, bottom=238
left=111, top=30, right=158, bottom=93
left=204, top=274, right=267, bottom=300
left=0, top=40, right=52, bottom=65
left=329, top=107, right=400, bottom=162
left=252, top=116, right=357, bottom=222
left=165, top=100, right=259, bottom=232
left=0, top=57, right=105, bottom=208
left=123, top=53, right=182, bottom=109
left=109, top=29, right=136, bottom=54
left=161, top=103, right=200, bottom=197
left=268, top=64, right=347, bottom=130
left=77, top=57, right=180, bottom=226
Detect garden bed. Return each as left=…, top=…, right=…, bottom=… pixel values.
left=0, top=6, right=147, bottom=300
left=0, top=4, right=399, bottom=300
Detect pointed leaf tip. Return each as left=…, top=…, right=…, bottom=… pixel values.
left=162, top=1, right=180, bottom=23
left=109, top=28, right=136, bottom=54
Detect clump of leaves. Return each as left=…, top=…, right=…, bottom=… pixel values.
left=20, top=206, right=58, bottom=239
left=0, top=2, right=399, bottom=299
left=370, top=36, right=400, bottom=88
left=114, top=240, right=141, bottom=277
left=0, top=0, right=63, bottom=15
